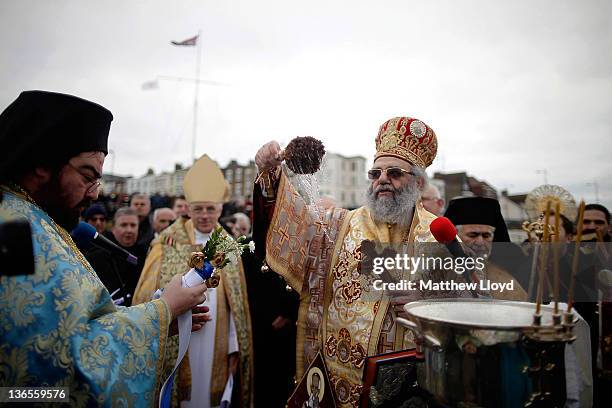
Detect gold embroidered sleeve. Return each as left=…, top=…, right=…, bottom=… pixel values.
left=265, top=171, right=326, bottom=291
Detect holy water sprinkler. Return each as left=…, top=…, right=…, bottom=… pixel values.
left=282, top=136, right=325, bottom=175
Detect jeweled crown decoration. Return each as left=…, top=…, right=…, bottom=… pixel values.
left=375, top=117, right=438, bottom=168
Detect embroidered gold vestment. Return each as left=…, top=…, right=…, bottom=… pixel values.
left=133, top=219, right=253, bottom=407
left=262, top=172, right=445, bottom=408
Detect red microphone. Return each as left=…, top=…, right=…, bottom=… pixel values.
left=430, top=217, right=458, bottom=244
left=430, top=217, right=476, bottom=290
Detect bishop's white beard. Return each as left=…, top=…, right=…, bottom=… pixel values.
left=365, top=181, right=420, bottom=227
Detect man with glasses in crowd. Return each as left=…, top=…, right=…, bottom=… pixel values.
left=83, top=203, right=108, bottom=234
left=252, top=117, right=468, bottom=407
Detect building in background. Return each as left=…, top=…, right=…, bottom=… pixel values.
left=170, top=166, right=189, bottom=196
left=119, top=158, right=532, bottom=242
left=317, top=153, right=368, bottom=209
left=502, top=192, right=529, bottom=242
left=433, top=171, right=497, bottom=203
left=123, top=160, right=257, bottom=200
left=125, top=164, right=189, bottom=196
left=101, top=174, right=130, bottom=194
left=222, top=160, right=257, bottom=200
left=126, top=169, right=157, bottom=195
left=431, top=171, right=529, bottom=243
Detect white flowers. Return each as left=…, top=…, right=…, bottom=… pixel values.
left=201, top=227, right=256, bottom=269
left=227, top=252, right=238, bottom=264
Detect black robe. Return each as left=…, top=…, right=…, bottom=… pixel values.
left=84, top=231, right=147, bottom=306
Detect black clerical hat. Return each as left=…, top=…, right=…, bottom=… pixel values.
left=0, top=90, right=113, bottom=181
left=444, top=196, right=510, bottom=242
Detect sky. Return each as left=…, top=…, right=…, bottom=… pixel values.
left=1, top=0, right=611, bottom=208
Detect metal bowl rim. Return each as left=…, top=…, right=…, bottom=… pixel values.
left=402, top=298, right=564, bottom=331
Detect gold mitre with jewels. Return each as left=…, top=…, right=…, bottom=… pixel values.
left=183, top=154, right=230, bottom=204
left=375, top=116, right=438, bottom=168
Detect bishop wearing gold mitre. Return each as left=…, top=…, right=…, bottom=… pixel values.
left=133, top=155, right=253, bottom=408
left=252, top=117, right=472, bottom=408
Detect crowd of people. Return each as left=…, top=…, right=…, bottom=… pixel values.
left=1, top=90, right=611, bottom=407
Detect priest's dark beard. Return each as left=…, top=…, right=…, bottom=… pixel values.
left=36, top=175, right=91, bottom=231
left=365, top=181, right=419, bottom=227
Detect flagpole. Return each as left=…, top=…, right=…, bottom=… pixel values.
left=192, top=30, right=202, bottom=163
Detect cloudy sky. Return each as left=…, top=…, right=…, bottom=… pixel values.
left=1, top=0, right=611, bottom=207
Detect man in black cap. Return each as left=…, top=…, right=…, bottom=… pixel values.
left=83, top=203, right=108, bottom=234
left=0, top=90, right=208, bottom=406
left=444, top=196, right=528, bottom=300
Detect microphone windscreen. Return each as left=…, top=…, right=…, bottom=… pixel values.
left=430, top=217, right=458, bottom=244
left=71, top=221, right=97, bottom=248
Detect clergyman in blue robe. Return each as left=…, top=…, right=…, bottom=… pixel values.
left=0, top=91, right=207, bottom=407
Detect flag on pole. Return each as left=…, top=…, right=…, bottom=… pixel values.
left=171, top=35, right=198, bottom=46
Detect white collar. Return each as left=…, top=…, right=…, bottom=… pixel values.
left=194, top=229, right=211, bottom=245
